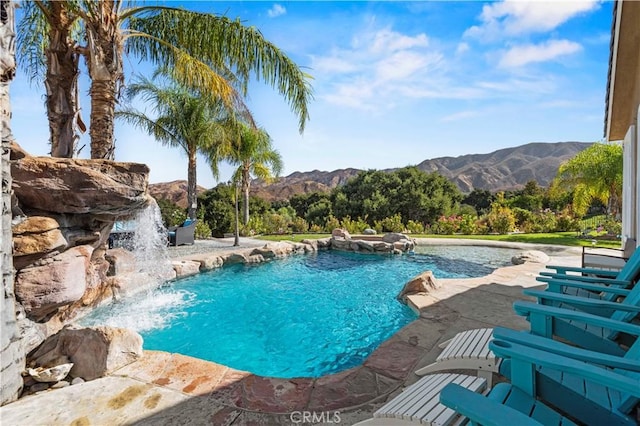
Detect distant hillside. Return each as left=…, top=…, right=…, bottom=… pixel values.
left=251, top=141, right=592, bottom=200
left=150, top=142, right=593, bottom=204
left=149, top=180, right=207, bottom=208
left=414, top=141, right=592, bottom=193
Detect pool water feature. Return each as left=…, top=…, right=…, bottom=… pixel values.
left=81, top=247, right=518, bottom=378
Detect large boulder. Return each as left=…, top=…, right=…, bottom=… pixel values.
left=511, top=250, right=550, bottom=265
left=12, top=216, right=67, bottom=268
left=15, top=246, right=93, bottom=321
left=331, top=228, right=351, bottom=239
left=252, top=242, right=295, bottom=259
left=397, top=271, right=440, bottom=304
left=29, top=325, right=143, bottom=381
left=382, top=233, right=409, bottom=243
left=12, top=156, right=150, bottom=216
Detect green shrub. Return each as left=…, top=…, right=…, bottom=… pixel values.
left=290, top=216, right=309, bottom=233
left=194, top=220, right=212, bottom=239
left=156, top=198, right=187, bottom=227
left=339, top=216, right=369, bottom=234
left=458, top=214, right=477, bottom=235
left=375, top=214, right=404, bottom=233
left=309, top=224, right=323, bottom=233
left=405, top=220, right=425, bottom=234
left=602, top=217, right=622, bottom=236
left=487, top=205, right=516, bottom=234
left=433, top=215, right=461, bottom=235
left=324, top=215, right=341, bottom=232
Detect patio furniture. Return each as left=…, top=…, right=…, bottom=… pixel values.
left=108, top=220, right=137, bottom=250
left=416, top=295, right=640, bottom=379
left=538, top=245, right=640, bottom=300
left=353, top=373, right=487, bottom=425
left=168, top=219, right=196, bottom=246
left=440, top=338, right=640, bottom=425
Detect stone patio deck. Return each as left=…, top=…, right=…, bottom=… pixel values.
left=0, top=239, right=581, bottom=425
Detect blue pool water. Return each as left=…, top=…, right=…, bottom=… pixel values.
left=81, top=247, right=517, bottom=378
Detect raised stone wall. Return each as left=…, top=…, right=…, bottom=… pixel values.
left=1, top=0, right=24, bottom=405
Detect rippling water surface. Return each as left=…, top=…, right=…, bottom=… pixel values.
left=81, top=247, right=517, bottom=377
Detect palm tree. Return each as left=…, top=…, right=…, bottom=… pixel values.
left=17, top=1, right=85, bottom=157
left=117, top=77, right=239, bottom=219
left=227, top=124, right=283, bottom=226
left=19, top=1, right=312, bottom=160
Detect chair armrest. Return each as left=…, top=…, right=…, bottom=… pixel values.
left=167, top=225, right=178, bottom=232
left=523, top=289, right=640, bottom=313
left=493, top=327, right=640, bottom=372
left=489, top=339, right=640, bottom=397
left=535, top=277, right=631, bottom=296
left=440, top=384, right=543, bottom=426
left=538, top=272, right=630, bottom=286
left=545, top=265, right=619, bottom=277
left=513, top=301, right=640, bottom=336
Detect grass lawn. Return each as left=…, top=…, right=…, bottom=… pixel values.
left=257, top=232, right=622, bottom=249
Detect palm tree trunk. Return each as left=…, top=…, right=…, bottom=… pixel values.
left=187, top=148, right=197, bottom=219
left=47, top=2, right=82, bottom=158
left=0, top=0, right=25, bottom=405
left=83, top=1, right=123, bottom=160
left=242, top=168, right=250, bottom=225
left=234, top=183, right=240, bottom=246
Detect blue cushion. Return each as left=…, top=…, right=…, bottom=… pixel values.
left=168, top=231, right=176, bottom=237
left=183, top=219, right=194, bottom=227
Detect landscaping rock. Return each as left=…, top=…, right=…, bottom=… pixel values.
left=27, top=363, right=73, bottom=383
left=12, top=216, right=68, bottom=268
left=246, top=254, right=265, bottom=264
left=363, top=228, right=377, bottom=235
left=512, top=250, right=550, bottom=265
left=382, top=233, right=409, bottom=243
left=12, top=156, right=151, bottom=216
left=223, top=253, right=248, bottom=265
left=188, top=254, right=223, bottom=271
left=397, top=271, right=440, bottom=304
left=29, top=325, right=143, bottom=381
left=331, top=228, right=351, bottom=239
left=15, top=246, right=93, bottom=321
left=172, top=260, right=200, bottom=278
left=301, top=239, right=318, bottom=252
left=105, top=248, right=136, bottom=276
left=316, top=238, right=331, bottom=249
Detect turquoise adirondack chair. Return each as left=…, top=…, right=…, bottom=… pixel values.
left=537, top=246, right=640, bottom=301
left=440, top=337, right=640, bottom=426
left=494, top=327, right=640, bottom=425
left=514, top=299, right=640, bottom=356
left=524, top=280, right=640, bottom=318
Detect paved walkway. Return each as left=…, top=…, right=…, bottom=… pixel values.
left=0, top=239, right=581, bottom=425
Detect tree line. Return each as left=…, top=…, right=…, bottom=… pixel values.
left=157, top=142, right=624, bottom=238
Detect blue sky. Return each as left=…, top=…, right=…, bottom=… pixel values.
left=10, top=1, right=613, bottom=188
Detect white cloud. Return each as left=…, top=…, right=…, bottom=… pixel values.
left=498, top=39, right=582, bottom=68
left=440, top=110, right=482, bottom=122
left=267, top=4, right=286, bottom=18
left=456, top=42, right=470, bottom=55
left=312, top=26, right=453, bottom=110
left=465, top=0, right=600, bottom=39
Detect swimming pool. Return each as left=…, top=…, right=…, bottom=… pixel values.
left=81, top=247, right=518, bottom=378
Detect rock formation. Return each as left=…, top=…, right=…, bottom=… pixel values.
left=396, top=271, right=440, bottom=304
left=10, top=142, right=152, bottom=355
left=327, top=229, right=416, bottom=255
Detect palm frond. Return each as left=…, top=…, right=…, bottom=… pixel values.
left=126, top=8, right=312, bottom=132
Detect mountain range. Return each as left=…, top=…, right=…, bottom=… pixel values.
left=150, top=141, right=592, bottom=206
